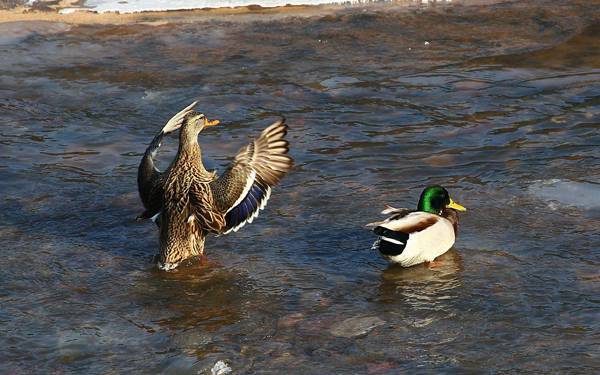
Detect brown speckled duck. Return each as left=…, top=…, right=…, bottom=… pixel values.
left=138, top=102, right=293, bottom=270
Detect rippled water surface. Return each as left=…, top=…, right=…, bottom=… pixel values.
left=1, top=2, right=599, bottom=373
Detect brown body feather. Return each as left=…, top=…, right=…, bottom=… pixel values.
left=159, top=140, right=225, bottom=266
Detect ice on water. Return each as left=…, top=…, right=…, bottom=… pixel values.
left=529, top=179, right=600, bottom=210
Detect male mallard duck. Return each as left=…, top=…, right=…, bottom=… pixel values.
left=138, top=102, right=293, bottom=270
left=366, top=185, right=466, bottom=267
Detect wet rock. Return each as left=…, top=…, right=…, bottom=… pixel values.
left=329, top=316, right=385, bottom=338
left=211, top=360, right=232, bottom=375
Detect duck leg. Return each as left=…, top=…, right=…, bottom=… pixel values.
left=193, top=233, right=211, bottom=267
left=192, top=231, right=206, bottom=257
left=199, top=254, right=209, bottom=267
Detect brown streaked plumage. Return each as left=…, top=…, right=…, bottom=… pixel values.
left=137, top=101, right=198, bottom=222
left=138, top=103, right=293, bottom=270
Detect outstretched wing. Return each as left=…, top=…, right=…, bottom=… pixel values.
left=137, top=101, right=198, bottom=221
left=210, top=119, right=293, bottom=234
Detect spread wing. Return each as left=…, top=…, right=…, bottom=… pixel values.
left=137, top=101, right=198, bottom=221
left=210, top=119, right=293, bottom=234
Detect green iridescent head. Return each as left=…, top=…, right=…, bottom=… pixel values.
left=417, top=185, right=466, bottom=214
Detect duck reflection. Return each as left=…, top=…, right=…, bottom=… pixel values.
left=131, top=260, right=248, bottom=333
left=377, top=249, right=464, bottom=308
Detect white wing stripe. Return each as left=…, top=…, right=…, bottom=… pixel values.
left=381, top=236, right=405, bottom=245
left=260, top=187, right=272, bottom=210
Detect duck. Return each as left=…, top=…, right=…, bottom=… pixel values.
left=366, top=185, right=466, bottom=267
left=137, top=102, right=293, bottom=270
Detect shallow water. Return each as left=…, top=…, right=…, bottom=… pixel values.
left=1, top=2, right=599, bottom=373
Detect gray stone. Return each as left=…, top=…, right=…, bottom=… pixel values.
left=329, top=316, right=386, bottom=338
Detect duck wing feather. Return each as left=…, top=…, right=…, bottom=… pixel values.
left=209, top=118, right=293, bottom=234
left=137, top=101, right=198, bottom=221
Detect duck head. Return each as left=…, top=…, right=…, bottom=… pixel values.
left=179, top=112, right=220, bottom=144
left=417, top=185, right=466, bottom=215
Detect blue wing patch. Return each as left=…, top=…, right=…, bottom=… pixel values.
left=224, top=181, right=271, bottom=234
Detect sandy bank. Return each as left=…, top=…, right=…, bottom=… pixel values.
left=1, top=2, right=361, bottom=25
left=0, top=0, right=499, bottom=25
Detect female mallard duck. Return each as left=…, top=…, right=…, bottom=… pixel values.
left=138, top=102, right=293, bottom=270
left=367, top=185, right=466, bottom=267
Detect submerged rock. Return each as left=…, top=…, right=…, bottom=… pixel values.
left=329, top=316, right=385, bottom=338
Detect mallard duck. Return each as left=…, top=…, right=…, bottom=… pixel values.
left=366, top=185, right=466, bottom=267
left=138, top=102, right=293, bottom=270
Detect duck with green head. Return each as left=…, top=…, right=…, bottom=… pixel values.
left=366, top=185, right=466, bottom=267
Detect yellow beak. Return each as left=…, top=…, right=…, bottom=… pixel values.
left=203, top=117, right=220, bottom=127
left=447, top=198, right=467, bottom=211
